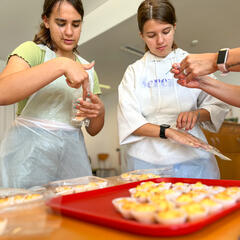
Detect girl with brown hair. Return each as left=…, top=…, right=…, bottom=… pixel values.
left=0, top=0, right=105, bottom=188
left=118, top=0, right=229, bottom=179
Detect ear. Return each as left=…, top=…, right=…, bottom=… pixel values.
left=139, top=32, right=144, bottom=40
left=173, top=23, right=176, bottom=31
left=42, top=15, right=50, bottom=29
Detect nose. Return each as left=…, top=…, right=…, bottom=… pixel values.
left=156, top=34, right=164, bottom=45
left=64, top=24, right=73, bottom=36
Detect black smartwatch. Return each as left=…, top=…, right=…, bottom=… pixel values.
left=159, top=124, right=170, bottom=139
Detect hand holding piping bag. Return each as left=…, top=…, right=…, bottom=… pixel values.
left=167, top=125, right=231, bottom=161
left=75, top=92, right=105, bottom=120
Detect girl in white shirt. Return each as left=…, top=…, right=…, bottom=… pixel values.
left=117, top=0, right=229, bottom=179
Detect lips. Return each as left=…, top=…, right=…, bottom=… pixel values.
left=64, top=39, right=74, bottom=45
left=157, top=46, right=166, bottom=51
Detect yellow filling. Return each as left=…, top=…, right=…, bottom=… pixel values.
left=157, top=209, right=184, bottom=219
left=176, top=194, right=193, bottom=203
left=181, top=203, right=206, bottom=214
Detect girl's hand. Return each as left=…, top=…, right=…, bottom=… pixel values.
left=64, top=59, right=95, bottom=99
left=74, top=93, right=105, bottom=119
left=165, top=128, right=206, bottom=148
left=176, top=110, right=200, bottom=131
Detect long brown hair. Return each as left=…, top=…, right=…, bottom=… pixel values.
left=33, top=0, right=84, bottom=53
left=137, top=0, right=177, bottom=52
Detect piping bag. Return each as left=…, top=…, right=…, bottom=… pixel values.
left=170, top=125, right=231, bottom=161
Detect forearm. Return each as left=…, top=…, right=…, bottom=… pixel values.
left=133, top=123, right=160, bottom=137
left=191, top=48, right=240, bottom=74
left=199, top=76, right=240, bottom=107
left=226, top=48, right=240, bottom=72
left=86, top=111, right=105, bottom=136
left=0, top=57, right=68, bottom=105
left=196, top=108, right=210, bottom=122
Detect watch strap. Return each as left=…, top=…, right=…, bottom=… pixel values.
left=159, top=124, right=170, bottom=139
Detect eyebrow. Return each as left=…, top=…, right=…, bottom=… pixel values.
left=55, top=18, right=82, bottom=23
left=146, top=27, right=171, bottom=34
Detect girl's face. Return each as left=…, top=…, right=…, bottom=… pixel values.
left=43, top=1, right=82, bottom=57
left=141, top=19, right=176, bottom=58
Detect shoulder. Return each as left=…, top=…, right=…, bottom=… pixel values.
left=120, top=58, right=144, bottom=88
left=125, top=54, right=146, bottom=74
left=174, top=48, right=189, bottom=57
left=9, top=41, right=45, bottom=67
left=168, top=48, right=189, bottom=62
left=175, top=48, right=189, bottom=55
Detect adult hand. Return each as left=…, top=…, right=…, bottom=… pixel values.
left=176, top=110, right=200, bottom=130
left=171, top=64, right=201, bottom=88
left=65, top=60, right=95, bottom=99
left=74, top=93, right=105, bottom=119
left=171, top=53, right=218, bottom=83
left=172, top=68, right=211, bottom=90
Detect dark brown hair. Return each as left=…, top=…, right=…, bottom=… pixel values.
left=137, top=0, right=177, bottom=51
left=33, top=0, right=84, bottom=53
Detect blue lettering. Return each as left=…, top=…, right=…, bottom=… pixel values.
left=142, top=78, right=173, bottom=88
left=147, top=80, right=154, bottom=88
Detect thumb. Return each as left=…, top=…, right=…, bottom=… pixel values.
left=88, top=93, right=99, bottom=103
left=82, top=60, right=95, bottom=70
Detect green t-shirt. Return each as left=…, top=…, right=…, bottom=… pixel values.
left=9, top=41, right=101, bottom=115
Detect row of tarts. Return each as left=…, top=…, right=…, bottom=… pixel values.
left=112, top=181, right=240, bottom=225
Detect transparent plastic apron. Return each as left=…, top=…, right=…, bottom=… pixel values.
left=0, top=45, right=93, bottom=188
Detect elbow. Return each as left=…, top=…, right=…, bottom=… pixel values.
left=0, top=96, right=17, bottom=106
left=0, top=98, right=13, bottom=106
left=86, top=124, right=104, bottom=136
left=87, top=129, right=101, bottom=137
left=0, top=92, right=19, bottom=106
left=0, top=90, right=15, bottom=105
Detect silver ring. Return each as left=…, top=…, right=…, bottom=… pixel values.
left=183, top=69, right=187, bottom=75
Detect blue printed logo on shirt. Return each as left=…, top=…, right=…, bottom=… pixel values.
left=142, top=78, right=173, bottom=88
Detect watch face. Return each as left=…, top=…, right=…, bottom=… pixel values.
left=161, top=124, right=170, bottom=128
left=217, top=50, right=227, bottom=64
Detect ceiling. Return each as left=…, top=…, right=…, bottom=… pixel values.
left=1, top=0, right=240, bottom=95
left=0, top=0, right=106, bottom=60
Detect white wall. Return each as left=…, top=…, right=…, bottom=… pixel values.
left=83, top=90, right=120, bottom=172
left=0, top=60, right=5, bottom=71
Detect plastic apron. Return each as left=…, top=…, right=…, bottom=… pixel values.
left=118, top=49, right=229, bottom=179
left=0, top=45, right=94, bottom=188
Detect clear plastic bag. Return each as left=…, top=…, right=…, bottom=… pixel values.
left=119, top=167, right=173, bottom=182
left=0, top=188, right=60, bottom=237
left=71, top=88, right=90, bottom=127
left=0, top=188, right=48, bottom=211
left=170, top=125, right=231, bottom=161
left=45, top=176, right=109, bottom=196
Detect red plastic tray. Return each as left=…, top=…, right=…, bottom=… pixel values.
left=47, top=178, right=240, bottom=237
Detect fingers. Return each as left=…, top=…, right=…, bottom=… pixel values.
left=66, top=79, right=82, bottom=89
left=64, top=60, right=93, bottom=91
left=82, top=80, right=90, bottom=100
left=74, top=94, right=103, bottom=118
left=177, top=111, right=199, bottom=130
left=178, top=131, right=204, bottom=148
left=171, top=63, right=189, bottom=81
left=82, top=61, right=95, bottom=70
